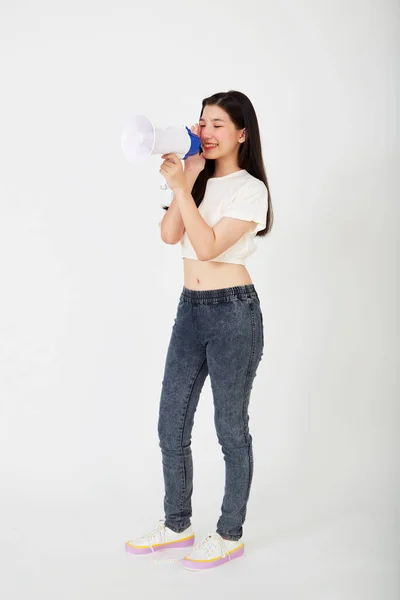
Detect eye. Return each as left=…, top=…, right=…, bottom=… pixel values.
left=199, top=125, right=222, bottom=128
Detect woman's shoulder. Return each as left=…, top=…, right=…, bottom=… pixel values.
left=237, top=171, right=268, bottom=193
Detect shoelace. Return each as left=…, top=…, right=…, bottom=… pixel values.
left=146, top=519, right=166, bottom=552
left=191, top=533, right=229, bottom=559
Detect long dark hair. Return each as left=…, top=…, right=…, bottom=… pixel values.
left=162, top=90, right=273, bottom=237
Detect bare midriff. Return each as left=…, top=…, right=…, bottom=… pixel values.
left=183, top=257, right=253, bottom=291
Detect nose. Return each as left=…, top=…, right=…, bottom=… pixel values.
left=200, top=128, right=217, bottom=141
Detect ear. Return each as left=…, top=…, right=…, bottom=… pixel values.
left=239, top=128, right=246, bottom=143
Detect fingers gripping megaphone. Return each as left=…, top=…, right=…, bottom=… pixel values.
left=121, top=114, right=202, bottom=190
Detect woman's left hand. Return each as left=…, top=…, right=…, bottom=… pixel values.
left=159, top=153, right=187, bottom=192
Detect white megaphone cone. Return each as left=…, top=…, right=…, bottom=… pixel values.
left=121, top=114, right=202, bottom=190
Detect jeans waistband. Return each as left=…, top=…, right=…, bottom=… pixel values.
left=181, top=284, right=258, bottom=305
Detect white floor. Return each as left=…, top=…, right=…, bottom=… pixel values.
left=1, top=469, right=397, bottom=600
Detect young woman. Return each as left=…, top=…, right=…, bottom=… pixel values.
left=125, top=90, right=273, bottom=571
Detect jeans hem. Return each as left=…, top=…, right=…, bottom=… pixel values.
left=217, top=532, right=242, bottom=542
left=165, top=522, right=191, bottom=533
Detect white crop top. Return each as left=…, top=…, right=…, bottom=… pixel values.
left=180, top=169, right=268, bottom=265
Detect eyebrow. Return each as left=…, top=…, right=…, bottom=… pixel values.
left=199, top=118, right=225, bottom=122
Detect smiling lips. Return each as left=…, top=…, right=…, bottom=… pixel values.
left=203, top=144, right=218, bottom=150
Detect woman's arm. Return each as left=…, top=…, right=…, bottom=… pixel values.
left=160, top=169, right=199, bottom=244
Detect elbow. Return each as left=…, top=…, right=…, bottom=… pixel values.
left=198, top=234, right=216, bottom=261
left=198, top=242, right=216, bottom=261
left=161, top=234, right=174, bottom=244
left=197, top=249, right=211, bottom=261
left=197, top=245, right=215, bottom=261
left=161, top=231, right=180, bottom=245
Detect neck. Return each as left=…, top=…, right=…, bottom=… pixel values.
left=212, top=153, right=241, bottom=178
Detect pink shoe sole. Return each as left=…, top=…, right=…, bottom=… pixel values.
left=125, top=533, right=195, bottom=555
left=181, top=544, right=245, bottom=570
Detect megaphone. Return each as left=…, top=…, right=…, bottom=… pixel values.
left=121, top=114, right=202, bottom=190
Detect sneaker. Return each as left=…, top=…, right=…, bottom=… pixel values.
left=125, top=519, right=195, bottom=555
left=181, top=532, right=245, bottom=570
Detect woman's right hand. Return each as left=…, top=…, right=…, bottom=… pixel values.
left=183, top=123, right=206, bottom=174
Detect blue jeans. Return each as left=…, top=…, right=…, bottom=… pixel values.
left=157, top=284, right=264, bottom=541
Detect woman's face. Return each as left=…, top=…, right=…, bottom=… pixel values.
left=199, top=105, right=245, bottom=159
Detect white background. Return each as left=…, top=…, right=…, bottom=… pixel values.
left=0, top=1, right=398, bottom=598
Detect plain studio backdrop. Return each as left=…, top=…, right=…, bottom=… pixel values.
left=0, top=1, right=398, bottom=599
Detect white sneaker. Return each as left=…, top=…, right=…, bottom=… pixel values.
left=181, top=532, right=245, bottom=570
left=125, top=519, right=195, bottom=555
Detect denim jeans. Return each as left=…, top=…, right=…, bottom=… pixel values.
left=157, top=284, right=264, bottom=542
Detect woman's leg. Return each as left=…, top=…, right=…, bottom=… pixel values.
left=158, top=294, right=208, bottom=533
left=189, top=285, right=264, bottom=542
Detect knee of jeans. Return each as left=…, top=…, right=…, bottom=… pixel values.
left=158, top=431, right=193, bottom=455
left=158, top=421, right=181, bottom=450
left=157, top=420, right=167, bottom=445
left=215, top=424, right=249, bottom=449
